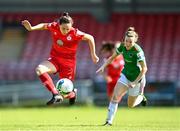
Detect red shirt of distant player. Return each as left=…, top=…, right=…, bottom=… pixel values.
left=106, top=54, right=124, bottom=97
left=47, top=22, right=84, bottom=80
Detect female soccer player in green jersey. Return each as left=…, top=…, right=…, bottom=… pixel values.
left=96, top=27, right=148, bottom=125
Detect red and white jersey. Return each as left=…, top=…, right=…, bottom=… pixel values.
left=47, top=22, right=85, bottom=59
left=107, top=54, right=124, bottom=83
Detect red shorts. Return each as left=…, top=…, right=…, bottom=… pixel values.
left=48, top=57, right=76, bottom=81
left=107, top=82, right=117, bottom=98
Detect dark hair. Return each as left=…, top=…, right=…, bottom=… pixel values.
left=100, top=41, right=115, bottom=53
left=57, top=12, right=73, bottom=25
left=127, top=26, right=135, bottom=32
left=125, top=26, right=139, bottom=42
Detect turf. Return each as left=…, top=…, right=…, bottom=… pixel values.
left=0, top=106, right=180, bottom=131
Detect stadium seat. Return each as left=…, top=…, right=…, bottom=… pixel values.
left=0, top=13, right=180, bottom=82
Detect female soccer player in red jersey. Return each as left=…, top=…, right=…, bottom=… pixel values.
left=100, top=41, right=124, bottom=99
left=22, top=12, right=99, bottom=105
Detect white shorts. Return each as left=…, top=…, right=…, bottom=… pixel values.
left=117, top=73, right=146, bottom=96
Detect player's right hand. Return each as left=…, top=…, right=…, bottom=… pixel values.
left=96, top=65, right=105, bottom=74
left=21, top=20, right=32, bottom=31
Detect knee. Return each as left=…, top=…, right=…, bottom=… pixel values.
left=111, top=94, right=120, bottom=103
left=35, top=65, right=44, bottom=76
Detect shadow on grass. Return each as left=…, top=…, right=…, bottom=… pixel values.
left=37, top=124, right=105, bottom=127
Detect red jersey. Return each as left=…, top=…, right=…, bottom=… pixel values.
left=47, top=22, right=85, bottom=60
left=107, top=54, right=124, bottom=83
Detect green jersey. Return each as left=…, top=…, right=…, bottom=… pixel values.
left=116, top=43, right=146, bottom=81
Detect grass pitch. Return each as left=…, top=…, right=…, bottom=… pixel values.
left=0, top=106, right=180, bottom=131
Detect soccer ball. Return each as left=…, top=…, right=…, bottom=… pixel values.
left=56, top=78, right=74, bottom=94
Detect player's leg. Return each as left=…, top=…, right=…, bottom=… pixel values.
left=36, top=60, right=63, bottom=105
left=107, top=82, right=116, bottom=100
left=59, top=64, right=77, bottom=105
left=127, top=95, right=141, bottom=108
left=36, top=60, right=58, bottom=94
left=127, top=78, right=146, bottom=107
left=139, top=77, right=147, bottom=106
left=105, top=81, right=128, bottom=125
left=36, top=60, right=57, bottom=75
left=68, top=89, right=77, bottom=105
left=140, top=76, right=146, bottom=95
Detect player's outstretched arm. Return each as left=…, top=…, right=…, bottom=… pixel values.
left=96, top=51, right=118, bottom=74
left=82, top=34, right=99, bottom=64
left=21, top=20, right=48, bottom=31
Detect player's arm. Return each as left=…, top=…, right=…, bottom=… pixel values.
left=130, top=61, right=148, bottom=87
left=102, top=59, right=113, bottom=83
left=82, top=34, right=99, bottom=64
left=22, top=20, right=48, bottom=31
left=96, top=51, right=118, bottom=74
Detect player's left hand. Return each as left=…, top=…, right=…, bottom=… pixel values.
left=92, top=55, right=99, bottom=64
left=96, top=65, right=105, bottom=74
left=129, top=82, right=136, bottom=88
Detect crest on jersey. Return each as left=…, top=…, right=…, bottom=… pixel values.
left=67, top=35, right=72, bottom=41
left=57, top=39, right=63, bottom=46
left=129, top=53, right=133, bottom=57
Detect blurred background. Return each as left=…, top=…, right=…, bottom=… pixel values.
left=0, top=0, right=180, bottom=107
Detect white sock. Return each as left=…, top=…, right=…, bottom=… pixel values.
left=106, top=102, right=118, bottom=124
left=133, top=94, right=143, bottom=107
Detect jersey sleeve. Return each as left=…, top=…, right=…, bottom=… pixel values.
left=46, top=22, right=58, bottom=31
left=116, top=43, right=123, bottom=55
left=74, top=29, right=85, bottom=41
left=137, top=50, right=145, bottom=62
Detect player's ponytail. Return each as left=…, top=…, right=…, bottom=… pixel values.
left=58, top=12, right=74, bottom=25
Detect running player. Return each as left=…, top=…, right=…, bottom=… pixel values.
left=96, top=27, right=147, bottom=125
left=22, top=12, right=99, bottom=105
left=100, top=41, right=124, bottom=99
